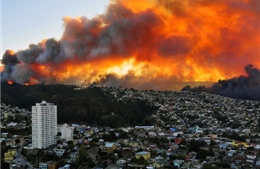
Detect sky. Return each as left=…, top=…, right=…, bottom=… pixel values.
left=2, top=0, right=109, bottom=58
left=1, top=0, right=259, bottom=91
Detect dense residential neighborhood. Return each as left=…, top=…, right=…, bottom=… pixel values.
left=1, top=86, right=260, bottom=169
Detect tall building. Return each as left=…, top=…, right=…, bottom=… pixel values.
left=32, top=101, right=57, bottom=149
left=57, top=124, right=74, bottom=141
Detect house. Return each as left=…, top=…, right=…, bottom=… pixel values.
left=148, top=131, right=157, bottom=138
left=48, top=161, right=58, bottom=169
left=97, top=139, right=105, bottom=146
left=135, top=151, right=151, bottom=160
left=39, top=161, right=53, bottom=169
left=7, top=122, right=18, bottom=127
left=170, top=144, right=179, bottom=154
left=255, top=158, right=260, bottom=168
left=245, top=153, right=257, bottom=164
left=231, top=141, right=249, bottom=148
left=117, top=159, right=127, bottom=166
left=135, top=126, right=155, bottom=130
left=4, top=149, right=16, bottom=163
left=10, top=163, right=25, bottom=169
left=54, top=149, right=66, bottom=157
left=253, top=144, right=260, bottom=150
left=181, top=162, right=191, bottom=169
left=190, top=160, right=202, bottom=169
left=1, top=132, right=8, bottom=138
left=69, top=152, right=77, bottom=162
left=175, top=137, right=182, bottom=144
left=219, top=142, right=230, bottom=149
left=187, top=151, right=197, bottom=160
left=120, top=147, right=133, bottom=157
left=172, top=131, right=184, bottom=137
left=173, top=159, right=184, bottom=168
left=128, top=141, right=141, bottom=148
left=233, top=154, right=246, bottom=164
left=152, top=156, right=166, bottom=168
left=102, top=142, right=117, bottom=154
left=58, top=164, right=70, bottom=169
left=5, top=138, right=15, bottom=147
left=148, top=144, right=158, bottom=151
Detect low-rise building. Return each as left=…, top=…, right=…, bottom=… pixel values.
left=57, top=124, right=74, bottom=141
left=4, top=149, right=16, bottom=163
left=135, top=151, right=151, bottom=160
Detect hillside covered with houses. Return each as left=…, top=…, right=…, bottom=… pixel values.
left=1, top=86, right=260, bottom=169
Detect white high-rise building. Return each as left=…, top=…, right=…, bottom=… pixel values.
left=57, top=124, right=74, bottom=141
left=32, top=101, right=57, bottom=149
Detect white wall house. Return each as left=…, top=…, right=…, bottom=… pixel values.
left=32, top=101, right=57, bottom=149
left=57, top=124, right=74, bottom=141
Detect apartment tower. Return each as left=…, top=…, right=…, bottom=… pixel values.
left=32, top=101, right=57, bottom=149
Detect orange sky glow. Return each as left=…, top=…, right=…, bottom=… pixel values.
left=2, top=0, right=260, bottom=90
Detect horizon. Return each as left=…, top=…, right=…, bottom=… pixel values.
left=2, top=80, right=215, bottom=91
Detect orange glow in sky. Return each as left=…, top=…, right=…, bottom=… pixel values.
left=1, top=0, right=260, bottom=90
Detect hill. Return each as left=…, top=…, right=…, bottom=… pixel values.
left=2, top=82, right=260, bottom=129
left=1, top=82, right=157, bottom=127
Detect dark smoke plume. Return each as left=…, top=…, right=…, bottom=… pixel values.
left=1, top=50, right=19, bottom=82
left=182, top=64, right=260, bottom=100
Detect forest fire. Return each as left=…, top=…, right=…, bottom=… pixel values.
left=7, top=81, right=13, bottom=85
left=1, top=0, right=259, bottom=90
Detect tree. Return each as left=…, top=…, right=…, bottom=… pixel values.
left=196, top=149, right=214, bottom=160
left=138, top=156, right=146, bottom=165
left=1, top=140, right=6, bottom=146
left=76, top=144, right=87, bottom=167
left=210, top=140, right=217, bottom=146
left=202, top=163, right=217, bottom=169
left=67, top=140, right=74, bottom=150
left=161, top=151, right=167, bottom=159
left=15, top=138, right=20, bottom=145
left=56, top=132, right=62, bottom=141
left=188, top=140, right=205, bottom=152
left=221, top=163, right=231, bottom=168
left=150, top=150, right=158, bottom=157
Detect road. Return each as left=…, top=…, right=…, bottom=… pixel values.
left=13, top=144, right=35, bottom=169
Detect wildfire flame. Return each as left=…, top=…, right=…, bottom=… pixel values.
left=7, top=80, right=13, bottom=85
left=1, top=0, right=260, bottom=90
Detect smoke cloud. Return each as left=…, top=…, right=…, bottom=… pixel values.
left=182, top=64, right=260, bottom=100
left=1, top=0, right=260, bottom=91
